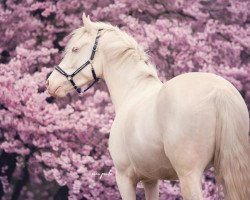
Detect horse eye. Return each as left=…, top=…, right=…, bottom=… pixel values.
left=72, top=47, right=79, bottom=52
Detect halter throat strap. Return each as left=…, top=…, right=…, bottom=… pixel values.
left=55, top=29, right=102, bottom=95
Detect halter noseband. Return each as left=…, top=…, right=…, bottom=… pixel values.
left=55, top=29, right=103, bottom=95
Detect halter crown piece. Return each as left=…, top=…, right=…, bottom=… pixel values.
left=55, top=29, right=103, bottom=95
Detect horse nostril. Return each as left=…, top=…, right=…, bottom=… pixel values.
left=46, top=80, right=49, bottom=88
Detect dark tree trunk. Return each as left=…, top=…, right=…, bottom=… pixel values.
left=11, top=155, right=30, bottom=200
left=0, top=151, right=17, bottom=199
left=53, top=185, right=69, bottom=200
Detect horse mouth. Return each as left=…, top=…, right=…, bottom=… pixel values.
left=48, top=86, right=61, bottom=96
left=54, top=86, right=61, bottom=95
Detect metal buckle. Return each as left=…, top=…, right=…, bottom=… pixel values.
left=92, top=46, right=97, bottom=52
left=67, top=76, right=72, bottom=81
left=89, top=60, right=94, bottom=68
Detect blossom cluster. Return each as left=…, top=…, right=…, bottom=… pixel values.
left=0, top=0, right=249, bottom=199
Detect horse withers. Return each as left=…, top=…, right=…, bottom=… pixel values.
left=46, top=13, right=250, bottom=200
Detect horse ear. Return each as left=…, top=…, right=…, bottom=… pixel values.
left=82, top=13, right=94, bottom=32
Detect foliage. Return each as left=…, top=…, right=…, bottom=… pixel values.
left=0, top=0, right=249, bottom=199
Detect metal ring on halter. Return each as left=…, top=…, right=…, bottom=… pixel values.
left=89, top=60, right=94, bottom=68
left=67, top=76, right=73, bottom=81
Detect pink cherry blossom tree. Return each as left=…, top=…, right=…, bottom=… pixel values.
left=0, top=0, right=249, bottom=199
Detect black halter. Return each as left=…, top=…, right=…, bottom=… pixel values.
left=55, top=29, right=102, bottom=95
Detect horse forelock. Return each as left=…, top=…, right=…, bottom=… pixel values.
left=63, top=21, right=157, bottom=77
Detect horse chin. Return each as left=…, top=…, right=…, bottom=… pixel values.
left=55, top=89, right=68, bottom=98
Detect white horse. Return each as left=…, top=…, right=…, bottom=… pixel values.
left=46, top=14, right=250, bottom=200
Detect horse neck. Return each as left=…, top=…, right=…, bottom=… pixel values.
left=103, top=59, right=162, bottom=112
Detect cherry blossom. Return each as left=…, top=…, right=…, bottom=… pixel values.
left=1, top=0, right=249, bottom=199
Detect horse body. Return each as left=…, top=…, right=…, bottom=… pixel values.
left=109, top=77, right=176, bottom=181
left=108, top=72, right=219, bottom=178
left=47, top=14, right=250, bottom=200
left=109, top=71, right=249, bottom=199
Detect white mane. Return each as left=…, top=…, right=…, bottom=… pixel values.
left=66, top=21, right=158, bottom=78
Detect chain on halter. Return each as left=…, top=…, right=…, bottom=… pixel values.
left=55, top=29, right=103, bottom=95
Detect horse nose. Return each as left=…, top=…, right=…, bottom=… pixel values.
left=46, top=80, right=49, bottom=88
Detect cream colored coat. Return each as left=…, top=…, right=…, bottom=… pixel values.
left=47, top=14, right=250, bottom=200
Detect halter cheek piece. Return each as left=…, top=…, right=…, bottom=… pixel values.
left=55, top=29, right=103, bottom=95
